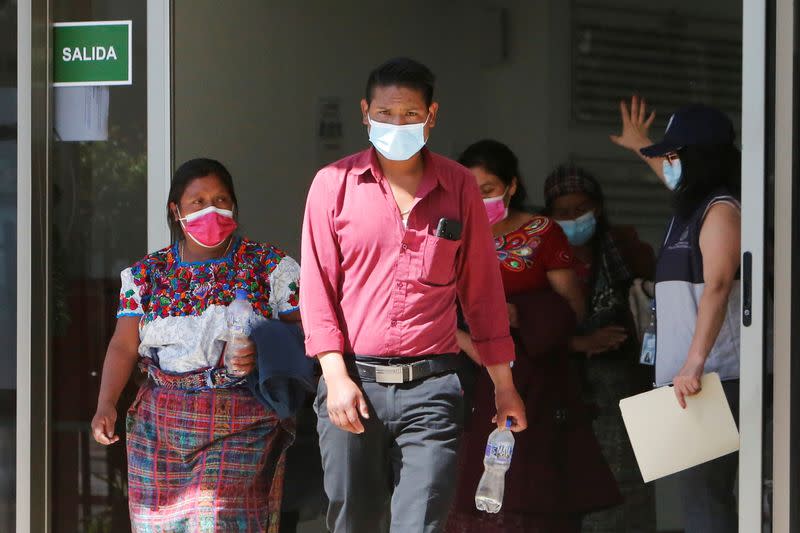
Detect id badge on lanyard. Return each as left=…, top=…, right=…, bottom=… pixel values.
left=639, top=299, right=656, bottom=366
left=640, top=223, right=670, bottom=368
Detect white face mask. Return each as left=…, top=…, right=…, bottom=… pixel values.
left=367, top=114, right=430, bottom=161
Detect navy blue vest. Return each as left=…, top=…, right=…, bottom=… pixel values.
left=653, top=190, right=741, bottom=386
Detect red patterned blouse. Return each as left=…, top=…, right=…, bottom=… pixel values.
left=494, top=215, right=574, bottom=296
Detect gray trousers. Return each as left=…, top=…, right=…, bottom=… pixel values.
left=314, top=371, right=464, bottom=533
left=678, top=379, right=740, bottom=533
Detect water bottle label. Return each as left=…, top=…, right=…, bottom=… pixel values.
left=485, top=442, right=514, bottom=465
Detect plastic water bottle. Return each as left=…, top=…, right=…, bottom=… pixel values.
left=225, top=289, right=253, bottom=377
left=475, top=419, right=515, bottom=513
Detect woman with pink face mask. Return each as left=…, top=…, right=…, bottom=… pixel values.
left=458, top=139, right=585, bottom=322
left=90, top=158, right=300, bottom=532
left=448, top=141, right=620, bottom=533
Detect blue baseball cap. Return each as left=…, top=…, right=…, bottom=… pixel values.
left=640, top=104, right=735, bottom=158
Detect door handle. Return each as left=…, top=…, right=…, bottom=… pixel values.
left=742, top=251, right=752, bottom=327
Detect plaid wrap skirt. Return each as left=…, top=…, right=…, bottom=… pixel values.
left=126, top=381, right=293, bottom=532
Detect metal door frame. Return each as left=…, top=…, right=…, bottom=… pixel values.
left=147, top=0, right=172, bottom=252
left=773, top=0, right=796, bottom=531
left=17, top=0, right=51, bottom=531
left=741, top=0, right=768, bottom=531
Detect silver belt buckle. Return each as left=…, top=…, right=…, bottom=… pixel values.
left=374, top=365, right=405, bottom=384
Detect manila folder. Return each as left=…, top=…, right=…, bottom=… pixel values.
left=619, top=372, right=739, bottom=483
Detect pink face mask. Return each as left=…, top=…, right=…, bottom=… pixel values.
left=483, top=192, right=508, bottom=225
left=177, top=206, right=238, bottom=248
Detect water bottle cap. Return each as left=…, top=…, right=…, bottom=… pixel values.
left=235, top=289, right=248, bottom=300
left=505, top=419, right=512, bottom=429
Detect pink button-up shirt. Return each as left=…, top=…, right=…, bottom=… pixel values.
left=300, top=148, right=514, bottom=366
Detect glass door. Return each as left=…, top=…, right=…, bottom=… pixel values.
left=772, top=0, right=799, bottom=531
left=50, top=2, right=148, bottom=531
left=0, top=1, right=16, bottom=530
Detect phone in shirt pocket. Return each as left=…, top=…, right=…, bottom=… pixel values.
left=421, top=218, right=462, bottom=286
left=435, top=218, right=462, bottom=241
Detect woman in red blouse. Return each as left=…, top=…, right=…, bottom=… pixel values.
left=448, top=140, right=620, bottom=533
left=465, top=145, right=584, bottom=319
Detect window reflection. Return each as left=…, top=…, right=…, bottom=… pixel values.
left=0, top=0, right=16, bottom=529
left=51, top=3, right=147, bottom=531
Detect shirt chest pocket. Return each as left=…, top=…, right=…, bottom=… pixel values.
left=421, top=235, right=461, bottom=286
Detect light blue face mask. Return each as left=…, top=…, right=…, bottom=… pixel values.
left=556, top=211, right=597, bottom=247
left=367, top=114, right=429, bottom=161
left=662, top=158, right=682, bottom=191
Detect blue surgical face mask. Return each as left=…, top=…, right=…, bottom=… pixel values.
left=367, top=114, right=430, bottom=161
left=556, top=211, right=597, bottom=247
left=662, top=158, right=682, bottom=191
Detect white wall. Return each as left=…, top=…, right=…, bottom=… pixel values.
left=175, top=0, right=495, bottom=257
left=479, top=0, right=551, bottom=206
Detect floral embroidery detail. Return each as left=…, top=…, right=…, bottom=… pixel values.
left=120, top=289, right=139, bottom=311
left=287, top=282, right=299, bottom=309
left=495, top=216, right=552, bottom=272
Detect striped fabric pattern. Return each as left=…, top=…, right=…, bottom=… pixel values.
left=126, top=382, right=293, bottom=532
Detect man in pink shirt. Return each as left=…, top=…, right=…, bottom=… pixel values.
left=300, top=57, right=527, bottom=532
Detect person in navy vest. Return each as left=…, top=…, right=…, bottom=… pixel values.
left=611, top=96, right=741, bottom=533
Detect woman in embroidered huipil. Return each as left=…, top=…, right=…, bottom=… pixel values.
left=90, top=158, right=300, bottom=532
left=448, top=140, right=620, bottom=533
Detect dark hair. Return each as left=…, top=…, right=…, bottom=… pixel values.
left=167, top=158, right=238, bottom=241
left=458, top=139, right=529, bottom=210
left=543, top=164, right=610, bottom=238
left=673, top=144, right=741, bottom=218
left=365, top=57, right=436, bottom=107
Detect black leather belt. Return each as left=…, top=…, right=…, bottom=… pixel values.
left=352, top=353, right=463, bottom=384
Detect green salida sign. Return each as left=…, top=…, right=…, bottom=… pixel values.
left=54, top=21, right=132, bottom=86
